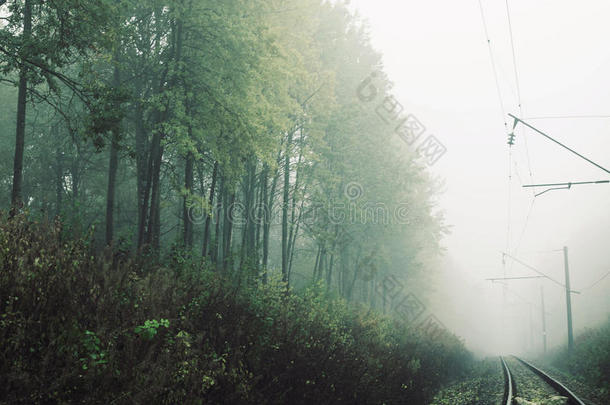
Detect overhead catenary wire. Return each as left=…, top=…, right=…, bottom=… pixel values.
left=513, top=160, right=523, bottom=184
left=511, top=196, right=536, bottom=256
left=505, top=0, right=523, bottom=110
left=477, top=0, right=513, bottom=283
left=487, top=276, right=546, bottom=281
left=491, top=281, right=549, bottom=313
left=510, top=158, right=537, bottom=260
left=478, top=0, right=509, bottom=131
left=518, top=249, right=563, bottom=255
left=523, top=180, right=609, bottom=196
left=505, top=0, right=535, bottom=193
left=524, top=115, right=610, bottom=120
left=503, top=1, right=538, bottom=274
left=582, top=270, right=610, bottom=291
left=504, top=1, right=537, bottom=272
left=510, top=114, right=610, bottom=175
left=501, top=251, right=577, bottom=292
left=523, top=180, right=610, bottom=188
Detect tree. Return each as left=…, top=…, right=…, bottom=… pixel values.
left=1, top=0, right=114, bottom=210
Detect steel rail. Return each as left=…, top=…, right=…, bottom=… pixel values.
left=500, top=356, right=514, bottom=405
left=511, top=356, right=587, bottom=405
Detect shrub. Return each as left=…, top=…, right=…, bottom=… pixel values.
left=0, top=214, right=471, bottom=404
left=546, top=319, right=610, bottom=401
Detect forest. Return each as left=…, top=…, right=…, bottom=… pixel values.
left=0, top=0, right=443, bottom=292
left=0, top=0, right=470, bottom=403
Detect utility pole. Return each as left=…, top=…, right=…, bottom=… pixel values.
left=563, top=246, right=574, bottom=351
left=540, top=285, right=547, bottom=353
left=499, top=250, right=579, bottom=352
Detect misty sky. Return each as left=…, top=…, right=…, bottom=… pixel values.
left=348, top=0, right=610, bottom=355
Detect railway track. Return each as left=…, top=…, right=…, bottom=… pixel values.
left=500, top=356, right=587, bottom=405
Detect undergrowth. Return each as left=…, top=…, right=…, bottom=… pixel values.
left=0, top=214, right=471, bottom=404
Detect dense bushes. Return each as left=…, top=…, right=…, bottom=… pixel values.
left=0, top=214, right=471, bottom=404
left=545, top=319, right=610, bottom=402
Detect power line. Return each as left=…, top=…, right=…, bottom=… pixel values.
left=491, top=281, right=548, bottom=313
left=478, top=0, right=508, bottom=131
left=524, top=115, right=610, bottom=120
left=582, top=270, right=610, bottom=291
left=501, top=251, right=575, bottom=291
left=503, top=1, right=537, bottom=275
left=513, top=159, right=523, bottom=185
left=519, top=249, right=564, bottom=254
left=505, top=0, right=523, bottom=112
left=523, top=180, right=610, bottom=188
left=487, top=276, right=546, bottom=281
left=509, top=153, right=537, bottom=273
left=505, top=0, right=535, bottom=191
left=512, top=196, right=536, bottom=256
left=477, top=0, right=514, bottom=272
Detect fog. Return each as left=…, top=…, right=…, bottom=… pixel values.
left=349, top=0, right=610, bottom=356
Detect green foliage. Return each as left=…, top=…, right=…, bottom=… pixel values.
left=545, top=319, right=610, bottom=403
left=1, top=0, right=456, bottom=402
left=134, top=318, right=170, bottom=340
left=0, top=214, right=471, bottom=404
left=0, top=0, right=445, bottom=302
left=80, top=330, right=108, bottom=370
left=83, top=78, right=130, bottom=148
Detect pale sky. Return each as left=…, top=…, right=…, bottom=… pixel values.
left=348, top=0, right=610, bottom=355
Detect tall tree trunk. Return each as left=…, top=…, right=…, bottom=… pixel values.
left=134, top=92, right=148, bottom=247
left=54, top=127, right=63, bottom=218
left=222, top=190, right=235, bottom=273
left=254, top=170, right=264, bottom=275
left=327, top=253, right=334, bottom=291
left=11, top=0, right=32, bottom=211
left=137, top=133, right=154, bottom=250
left=261, top=147, right=283, bottom=281
left=287, top=139, right=305, bottom=281
left=105, top=61, right=121, bottom=246
left=146, top=133, right=163, bottom=251
left=55, top=160, right=63, bottom=217
left=370, top=278, right=377, bottom=310
left=202, top=161, right=218, bottom=257
left=312, top=244, right=321, bottom=281
left=326, top=225, right=339, bottom=291
left=281, top=131, right=294, bottom=282
left=182, top=151, right=194, bottom=248
left=239, top=160, right=256, bottom=274
left=319, top=247, right=326, bottom=283
left=348, top=251, right=362, bottom=301
left=287, top=202, right=303, bottom=282
left=212, top=173, right=223, bottom=267
left=260, top=165, right=269, bottom=282
left=246, top=171, right=257, bottom=274
left=141, top=14, right=184, bottom=253
left=70, top=146, right=80, bottom=209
